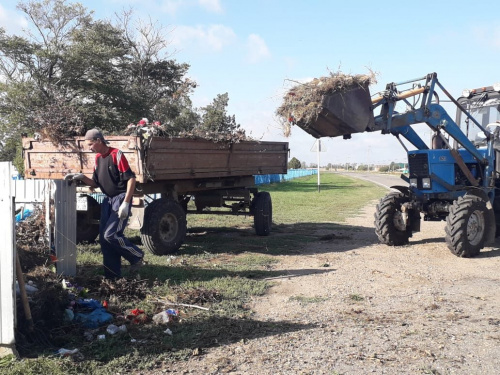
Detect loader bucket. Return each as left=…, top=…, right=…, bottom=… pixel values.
left=298, top=84, right=376, bottom=138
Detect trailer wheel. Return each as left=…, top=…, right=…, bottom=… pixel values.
left=252, top=192, right=272, bottom=236
left=140, top=198, right=187, bottom=255
left=445, top=195, right=491, bottom=257
left=77, top=195, right=100, bottom=244
left=374, top=191, right=410, bottom=246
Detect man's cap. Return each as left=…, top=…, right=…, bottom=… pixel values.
left=85, top=128, right=109, bottom=144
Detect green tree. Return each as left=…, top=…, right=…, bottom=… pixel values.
left=0, top=0, right=198, bottom=167
left=115, top=9, right=198, bottom=134
left=199, top=93, right=241, bottom=134
left=288, top=157, right=301, bottom=169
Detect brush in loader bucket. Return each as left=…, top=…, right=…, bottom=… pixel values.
left=299, top=84, right=376, bottom=138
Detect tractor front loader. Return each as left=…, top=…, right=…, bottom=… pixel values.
left=294, top=72, right=500, bottom=257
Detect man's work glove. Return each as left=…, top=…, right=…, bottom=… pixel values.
left=64, top=173, right=85, bottom=181
left=118, top=201, right=130, bottom=220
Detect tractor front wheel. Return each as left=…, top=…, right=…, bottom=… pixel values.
left=374, top=191, right=411, bottom=246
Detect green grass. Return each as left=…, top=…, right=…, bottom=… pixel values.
left=7, top=173, right=386, bottom=374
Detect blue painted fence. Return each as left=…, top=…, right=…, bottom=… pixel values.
left=254, top=169, right=317, bottom=185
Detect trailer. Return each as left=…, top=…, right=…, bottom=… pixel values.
left=22, top=135, right=289, bottom=255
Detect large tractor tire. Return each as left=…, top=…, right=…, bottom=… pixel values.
left=445, top=195, right=492, bottom=257
left=374, top=191, right=411, bottom=246
left=76, top=195, right=100, bottom=244
left=252, top=192, right=272, bottom=236
left=140, top=198, right=187, bottom=255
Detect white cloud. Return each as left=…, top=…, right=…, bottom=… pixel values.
left=0, top=4, right=28, bottom=34
left=198, top=0, right=223, bottom=14
left=246, top=34, right=271, bottom=64
left=171, top=24, right=236, bottom=51
left=160, top=0, right=223, bottom=15
left=160, top=0, right=185, bottom=15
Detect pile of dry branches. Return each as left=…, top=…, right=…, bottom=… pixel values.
left=178, top=128, right=250, bottom=143
left=98, top=277, right=158, bottom=301
left=169, top=286, right=222, bottom=305
left=276, top=70, right=377, bottom=136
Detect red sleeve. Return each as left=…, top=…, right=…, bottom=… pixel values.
left=113, top=149, right=131, bottom=173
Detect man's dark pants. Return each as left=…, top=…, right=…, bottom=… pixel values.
left=99, top=193, right=143, bottom=279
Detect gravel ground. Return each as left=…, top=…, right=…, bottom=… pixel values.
left=160, top=201, right=500, bottom=375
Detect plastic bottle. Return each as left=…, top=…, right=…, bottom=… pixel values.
left=106, top=324, right=119, bottom=335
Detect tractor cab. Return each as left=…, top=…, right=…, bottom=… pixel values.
left=456, top=84, right=500, bottom=145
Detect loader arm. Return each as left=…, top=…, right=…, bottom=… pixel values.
left=379, top=103, right=488, bottom=163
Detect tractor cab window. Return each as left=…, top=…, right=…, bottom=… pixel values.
left=457, top=97, right=500, bottom=145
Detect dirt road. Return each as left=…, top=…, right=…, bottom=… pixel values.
left=171, top=192, right=500, bottom=374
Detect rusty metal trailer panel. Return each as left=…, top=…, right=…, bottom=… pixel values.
left=23, top=136, right=289, bottom=184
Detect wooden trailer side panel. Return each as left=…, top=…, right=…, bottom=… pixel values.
left=144, top=138, right=288, bottom=180
left=23, top=136, right=145, bottom=182
left=23, top=136, right=288, bottom=183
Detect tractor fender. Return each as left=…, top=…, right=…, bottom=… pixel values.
left=390, top=185, right=410, bottom=197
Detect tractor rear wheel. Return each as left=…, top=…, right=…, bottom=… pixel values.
left=252, top=192, right=272, bottom=236
left=76, top=195, right=100, bottom=244
left=140, top=198, right=187, bottom=255
left=445, top=195, right=491, bottom=257
left=374, top=191, right=411, bottom=246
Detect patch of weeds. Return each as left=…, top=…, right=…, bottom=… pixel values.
left=289, top=295, right=329, bottom=304
left=230, top=253, right=278, bottom=269
left=348, top=294, right=364, bottom=302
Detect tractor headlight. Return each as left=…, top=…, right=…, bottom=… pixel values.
left=410, top=178, right=418, bottom=188
left=462, top=89, right=472, bottom=98
left=422, top=177, right=431, bottom=189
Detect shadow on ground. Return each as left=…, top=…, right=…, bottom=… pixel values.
left=15, top=315, right=317, bottom=364
left=182, top=221, right=379, bottom=257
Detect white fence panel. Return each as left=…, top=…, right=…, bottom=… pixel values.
left=0, top=164, right=77, bottom=352
left=0, top=162, right=16, bottom=348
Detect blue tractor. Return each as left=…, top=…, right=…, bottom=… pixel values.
left=301, top=72, right=500, bottom=257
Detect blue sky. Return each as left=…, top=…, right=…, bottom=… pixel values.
left=2, top=0, right=500, bottom=166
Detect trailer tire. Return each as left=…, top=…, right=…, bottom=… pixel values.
left=374, top=191, right=410, bottom=246
left=445, top=195, right=491, bottom=257
left=252, top=192, right=272, bottom=236
left=77, top=195, right=100, bottom=244
left=140, top=198, right=187, bottom=255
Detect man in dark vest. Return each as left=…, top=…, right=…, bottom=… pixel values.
left=65, top=129, right=144, bottom=279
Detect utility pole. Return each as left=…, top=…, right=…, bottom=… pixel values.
left=316, top=139, right=321, bottom=192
